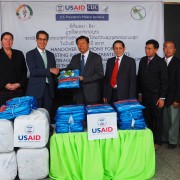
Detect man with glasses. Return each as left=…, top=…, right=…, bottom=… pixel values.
left=26, top=30, right=59, bottom=116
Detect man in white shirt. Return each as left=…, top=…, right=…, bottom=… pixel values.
left=162, top=41, right=180, bottom=149
left=103, top=40, right=136, bottom=103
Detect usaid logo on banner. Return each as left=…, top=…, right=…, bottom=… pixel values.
left=56, top=4, right=85, bottom=13
left=92, top=118, right=113, bottom=133
left=18, top=125, right=41, bottom=141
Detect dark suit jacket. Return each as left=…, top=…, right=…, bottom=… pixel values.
left=104, top=55, right=136, bottom=102
left=138, top=54, right=168, bottom=100
left=66, top=51, right=104, bottom=103
left=26, top=48, right=57, bottom=99
left=0, top=48, right=27, bottom=91
left=165, top=56, right=180, bottom=106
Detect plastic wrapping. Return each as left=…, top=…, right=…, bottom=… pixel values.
left=86, top=104, right=115, bottom=114
left=0, top=151, right=17, bottom=180
left=58, top=69, right=80, bottom=88
left=114, top=99, right=146, bottom=130
left=0, top=120, right=14, bottom=153
left=0, top=101, right=32, bottom=120
left=6, top=96, right=37, bottom=110
left=14, top=108, right=49, bottom=148
left=56, top=105, right=85, bottom=133
left=17, top=148, right=49, bottom=180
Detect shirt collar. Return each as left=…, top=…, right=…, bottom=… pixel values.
left=82, top=50, right=89, bottom=59
left=37, top=47, right=46, bottom=54
left=116, top=54, right=124, bottom=61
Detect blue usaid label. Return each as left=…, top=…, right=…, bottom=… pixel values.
left=18, top=125, right=41, bottom=141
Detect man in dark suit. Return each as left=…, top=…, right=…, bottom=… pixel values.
left=66, top=36, right=104, bottom=105
left=26, top=30, right=59, bottom=115
left=103, top=40, right=136, bottom=103
left=138, top=39, right=168, bottom=150
left=162, top=41, right=180, bottom=149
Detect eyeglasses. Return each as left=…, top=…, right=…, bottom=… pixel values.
left=37, top=38, right=48, bottom=41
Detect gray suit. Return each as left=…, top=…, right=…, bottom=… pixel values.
left=66, top=51, right=104, bottom=104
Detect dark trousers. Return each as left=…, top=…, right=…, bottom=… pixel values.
left=37, top=84, right=52, bottom=118
left=110, top=88, right=118, bottom=105
left=142, top=98, right=163, bottom=145
left=73, top=87, right=101, bottom=105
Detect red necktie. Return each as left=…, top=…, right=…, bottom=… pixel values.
left=110, top=58, right=119, bottom=88
left=147, top=58, right=151, bottom=65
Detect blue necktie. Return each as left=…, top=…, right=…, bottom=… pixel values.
left=80, top=55, right=85, bottom=75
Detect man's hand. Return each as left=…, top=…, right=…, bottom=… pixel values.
left=138, top=94, right=142, bottom=102
left=5, top=83, right=20, bottom=90
left=103, top=98, right=107, bottom=103
left=50, top=68, right=59, bottom=75
left=156, top=99, right=164, bottom=108
left=78, top=76, right=83, bottom=81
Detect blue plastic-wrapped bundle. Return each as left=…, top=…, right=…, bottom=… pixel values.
left=85, top=104, right=115, bottom=114
left=6, top=96, right=37, bottom=110
left=58, top=69, right=80, bottom=89
left=114, top=99, right=146, bottom=130
left=56, top=105, right=85, bottom=133
left=0, top=100, right=32, bottom=120
left=114, top=99, right=145, bottom=112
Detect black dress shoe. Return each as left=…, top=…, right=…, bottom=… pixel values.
left=167, top=144, right=177, bottom=149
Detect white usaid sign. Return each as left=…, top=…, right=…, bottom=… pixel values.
left=87, top=112, right=118, bottom=140
left=14, top=113, right=49, bottom=148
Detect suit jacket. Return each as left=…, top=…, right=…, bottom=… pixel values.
left=104, top=55, right=136, bottom=102
left=66, top=51, right=104, bottom=103
left=26, top=48, right=57, bottom=99
left=0, top=48, right=27, bottom=91
left=164, top=56, right=180, bottom=106
left=138, top=54, right=168, bottom=100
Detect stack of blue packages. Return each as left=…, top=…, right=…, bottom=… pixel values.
left=0, top=101, right=32, bottom=120
left=56, top=105, right=85, bottom=133
left=6, top=96, right=37, bottom=110
left=0, top=96, right=37, bottom=120
left=85, top=104, right=115, bottom=114
left=114, top=99, right=146, bottom=130
left=57, top=69, right=80, bottom=89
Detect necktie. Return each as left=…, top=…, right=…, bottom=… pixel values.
left=80, top=55, right=85, bottom=75
left=147, top=58, right=151, bottom=65
left=41, top=51, right=48, bottom=83
left=41, top=51, right=47, bottom=68
left=165, top=58, right=168, bottom=65
left=110, top=58, right=119, bottom=88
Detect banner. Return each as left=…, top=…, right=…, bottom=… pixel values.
left=0, top=1, right=164, bottom=71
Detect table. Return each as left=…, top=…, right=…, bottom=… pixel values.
left=49, top=129, right=155, bottom=180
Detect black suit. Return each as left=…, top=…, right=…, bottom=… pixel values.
left=164, top=56, right=180, bottom=106
left=162, top=56, right=180, bottom=144
left=0, top=48, right=27, bottom=105
left=138, top=54, right=168, bottom=144
left=26, top=48, right=57, bottom=113
left=66, top=51, right=104, bottom=104
left=104, top=55, right=136, bottom=103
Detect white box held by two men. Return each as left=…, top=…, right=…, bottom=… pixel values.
left=87, top=112, right=118, bottom=140
left=14, top=108, right=49, bottom=148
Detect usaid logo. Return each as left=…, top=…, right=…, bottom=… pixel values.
left=25, top=125, right=34, bottom=134
left=56, top=4, right=85, bottom=13
left=87, top=4, right=99, bottom=11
